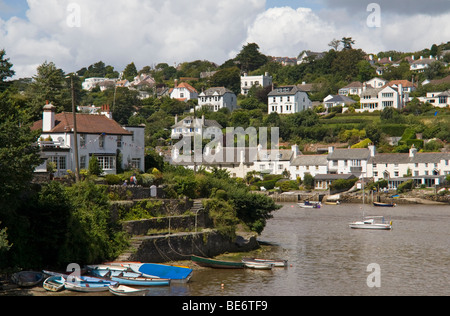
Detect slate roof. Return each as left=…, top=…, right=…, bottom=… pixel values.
left=328, top=148, right=371, bottom=160
left=171, top=116, right=223, bottom=129
left=291, top=155, right=328, bottom=166
left=268, top=85, right=305, bottom=96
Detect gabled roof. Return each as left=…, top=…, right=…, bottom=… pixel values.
left=328, top=148, right=371, bottom=160
left=171, top=116, right=223, bottom=129
left=173, top=82, right=198, bottom=94
left=199, top=87, right=234, bottom=97
left=268, top=85, right=305, bottom=96
left=291, top=155, right=328, bottom=166
left=32, top=113, right=132, bottom=135
left=324, top=95, right=356, bottom=104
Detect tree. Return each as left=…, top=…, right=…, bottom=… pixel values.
left=123, top=62, right=138, bottom=82
left=88, top=155, right=103, bottom=176
left=341, top=37, right=355, bottom=50
left=26, top=61, right=73, bottom=119
left=328, top=39, right=341, bottom=51
left=235, top=43, right=269, bottom=72
left=0, top=49, right=15, bottom=84
left=210, top=67, right=241, bottom=95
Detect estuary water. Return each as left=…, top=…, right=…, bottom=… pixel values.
left=159, top=203, right=449, bottom=296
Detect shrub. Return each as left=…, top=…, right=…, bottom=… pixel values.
left=397, top=179, right=415, bottom=193
left=105, top=174, right=121, bottom=185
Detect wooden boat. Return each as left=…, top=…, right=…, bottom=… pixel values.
left=324, top=201, right=340, bottom=205
left=242, top=258, right=288, bottom=268
left=349, top=216, right=392, bottom=230
left=243, top=261, right=274, bottom=270
left=11, top=271, right=46, bottom=287
left=191, top=256, right=244, bottom=269
left=108, top=284, right=148, bottom=296
left=43, top=276, right=65, bottom=292
left=130, top=263, right=193, bottom=283
left=64, top=276, right=117, bottom=293
left=297, top=201, right=321, bottom=209
left=111, top=274, right=170, bottom=287
left=373, top=201, right=396, bottom=207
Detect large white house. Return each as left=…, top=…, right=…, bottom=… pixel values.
left=169, top=81, right=198, bottom=101
left=197, top=87, right=237, bottom=112
left=32, top=102, right=145, bottom=176
left=240, top=72, right=272, bottom=95
left=359, top=85, right=406, bottom=112
left=268, top=85, right=312, bottom=114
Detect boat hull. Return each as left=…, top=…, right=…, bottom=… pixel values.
left=130, top=263, right=193, bottom=283
left=108, top=285, right=148, bottom=296
left=349, top=223, right=392, bottom=230
left=43, top=276, right=65, bottom=292
left=373, top=202, right=396, bottom=207
left=191, top=256, right=244, bottom=269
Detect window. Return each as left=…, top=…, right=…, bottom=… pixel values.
left=117, top=135, right=122, bottom=148
left=131, top=158, right=141, bottom=170
left=80, top=156, right=87, bottom=169
left=99, top=135, right=105, bottom=148
left=80, top=134, right=86, bottom=147
left=97, top=156, right=115, bottom=170
left=50, top=156, right=67, bottom=170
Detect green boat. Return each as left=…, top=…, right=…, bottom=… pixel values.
left=191, top=256, right=244, bottom=269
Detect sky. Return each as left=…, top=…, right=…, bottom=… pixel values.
left=0, top=0, right=449, bottom=79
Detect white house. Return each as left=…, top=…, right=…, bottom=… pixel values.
left=359, top=85, right=406, bottom=112
left=323, top=95, right=356, bottom=111
left=365, top=77, right=388, bottom=89
left=170, top=81, right=198, bottom=101
left=240, top=72, right=272, bottom=95
left=82, top=77, right=109, bottom=91
left=417, top=91, right=450, bottom=107
left=290, top=155, right=328, bottom=181
left=410, top=56, right=436, bottom=72
left=268, top=85, right=313, bottom=114
left=339, top=82, right=364, bottom=96
left=197, top=87, right=237, bottom=112
left=327, top=146, right=376, bottom=178
left=367, top=146, right=450, bottom=189
left=32, top=102, right=145, bottom=176
left=171, top=115, right=222, bottom=140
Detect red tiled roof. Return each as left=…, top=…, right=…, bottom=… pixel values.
left=32, top=113, right=132, bottom=135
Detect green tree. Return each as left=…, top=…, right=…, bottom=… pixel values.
left=0, top=49, right=15, bottom=84
left=210, top=67, right=241, bottom=95
left=88, top=155, right=103, bottom=176
left=26, top=61, right=74, bottom=119
left=235, top=43, right=269, bottom=72
left=341, top=37, right=355, bottom=50
left=123, top=62, right=138, bottom=82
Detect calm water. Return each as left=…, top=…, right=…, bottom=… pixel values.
left=151, top=203, right=449, bottom=296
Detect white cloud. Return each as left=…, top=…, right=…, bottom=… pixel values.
left=1, top=0, right=266, bottom=78
left=243, top=7, right=336, bottom=57
left=1, top=1, right=449, bottom=79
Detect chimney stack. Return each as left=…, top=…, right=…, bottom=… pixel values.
left=43, top=101, right=56, bottom=132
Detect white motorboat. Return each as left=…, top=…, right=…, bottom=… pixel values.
left=297, top=201, right=321, bottom=209
left=349, top=216, right=392, bottom=230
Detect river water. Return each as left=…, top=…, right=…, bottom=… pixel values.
left=152, top=203, right=449, bottom=296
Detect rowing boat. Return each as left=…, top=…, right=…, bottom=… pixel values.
left=108, top=285, right=148, bottom=296
left=242, top=258, right=288, bottom=268
left=191, top=256, right=244, bottom=269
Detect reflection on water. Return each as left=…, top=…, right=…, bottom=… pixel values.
left=184, top=203, right=450, bottom=296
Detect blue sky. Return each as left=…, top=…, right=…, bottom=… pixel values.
left=0, top=0, right=28, bottom=20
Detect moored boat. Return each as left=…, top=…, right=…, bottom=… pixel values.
left=297, top=201, right=321, bottom=209
left=349, top=216, right=392, bottom=230
left=64, top=276, right=117, bottom=292
left=242, top=258, right=288, bottom=268
left=11, top=271, right=46, bottom=287
left=373, top=201, right=396, bottom=207
left=43, top=275, right=65, bottom=292
left=130, top=263, right=193, bottom=283
left=243, top=261, right=274, bottom=270
left=108, top=284, right=148, bottom=296
left=191, top=256, right=245, bottom=269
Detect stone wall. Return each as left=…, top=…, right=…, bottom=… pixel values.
left=128, top=231, right=259, bottom=263
left=121, top=209, right=213, bottom=236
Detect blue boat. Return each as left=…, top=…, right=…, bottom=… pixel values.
left=130, top=263, right=193, bottom=283
left=89, top=269, right=170, bottom=286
